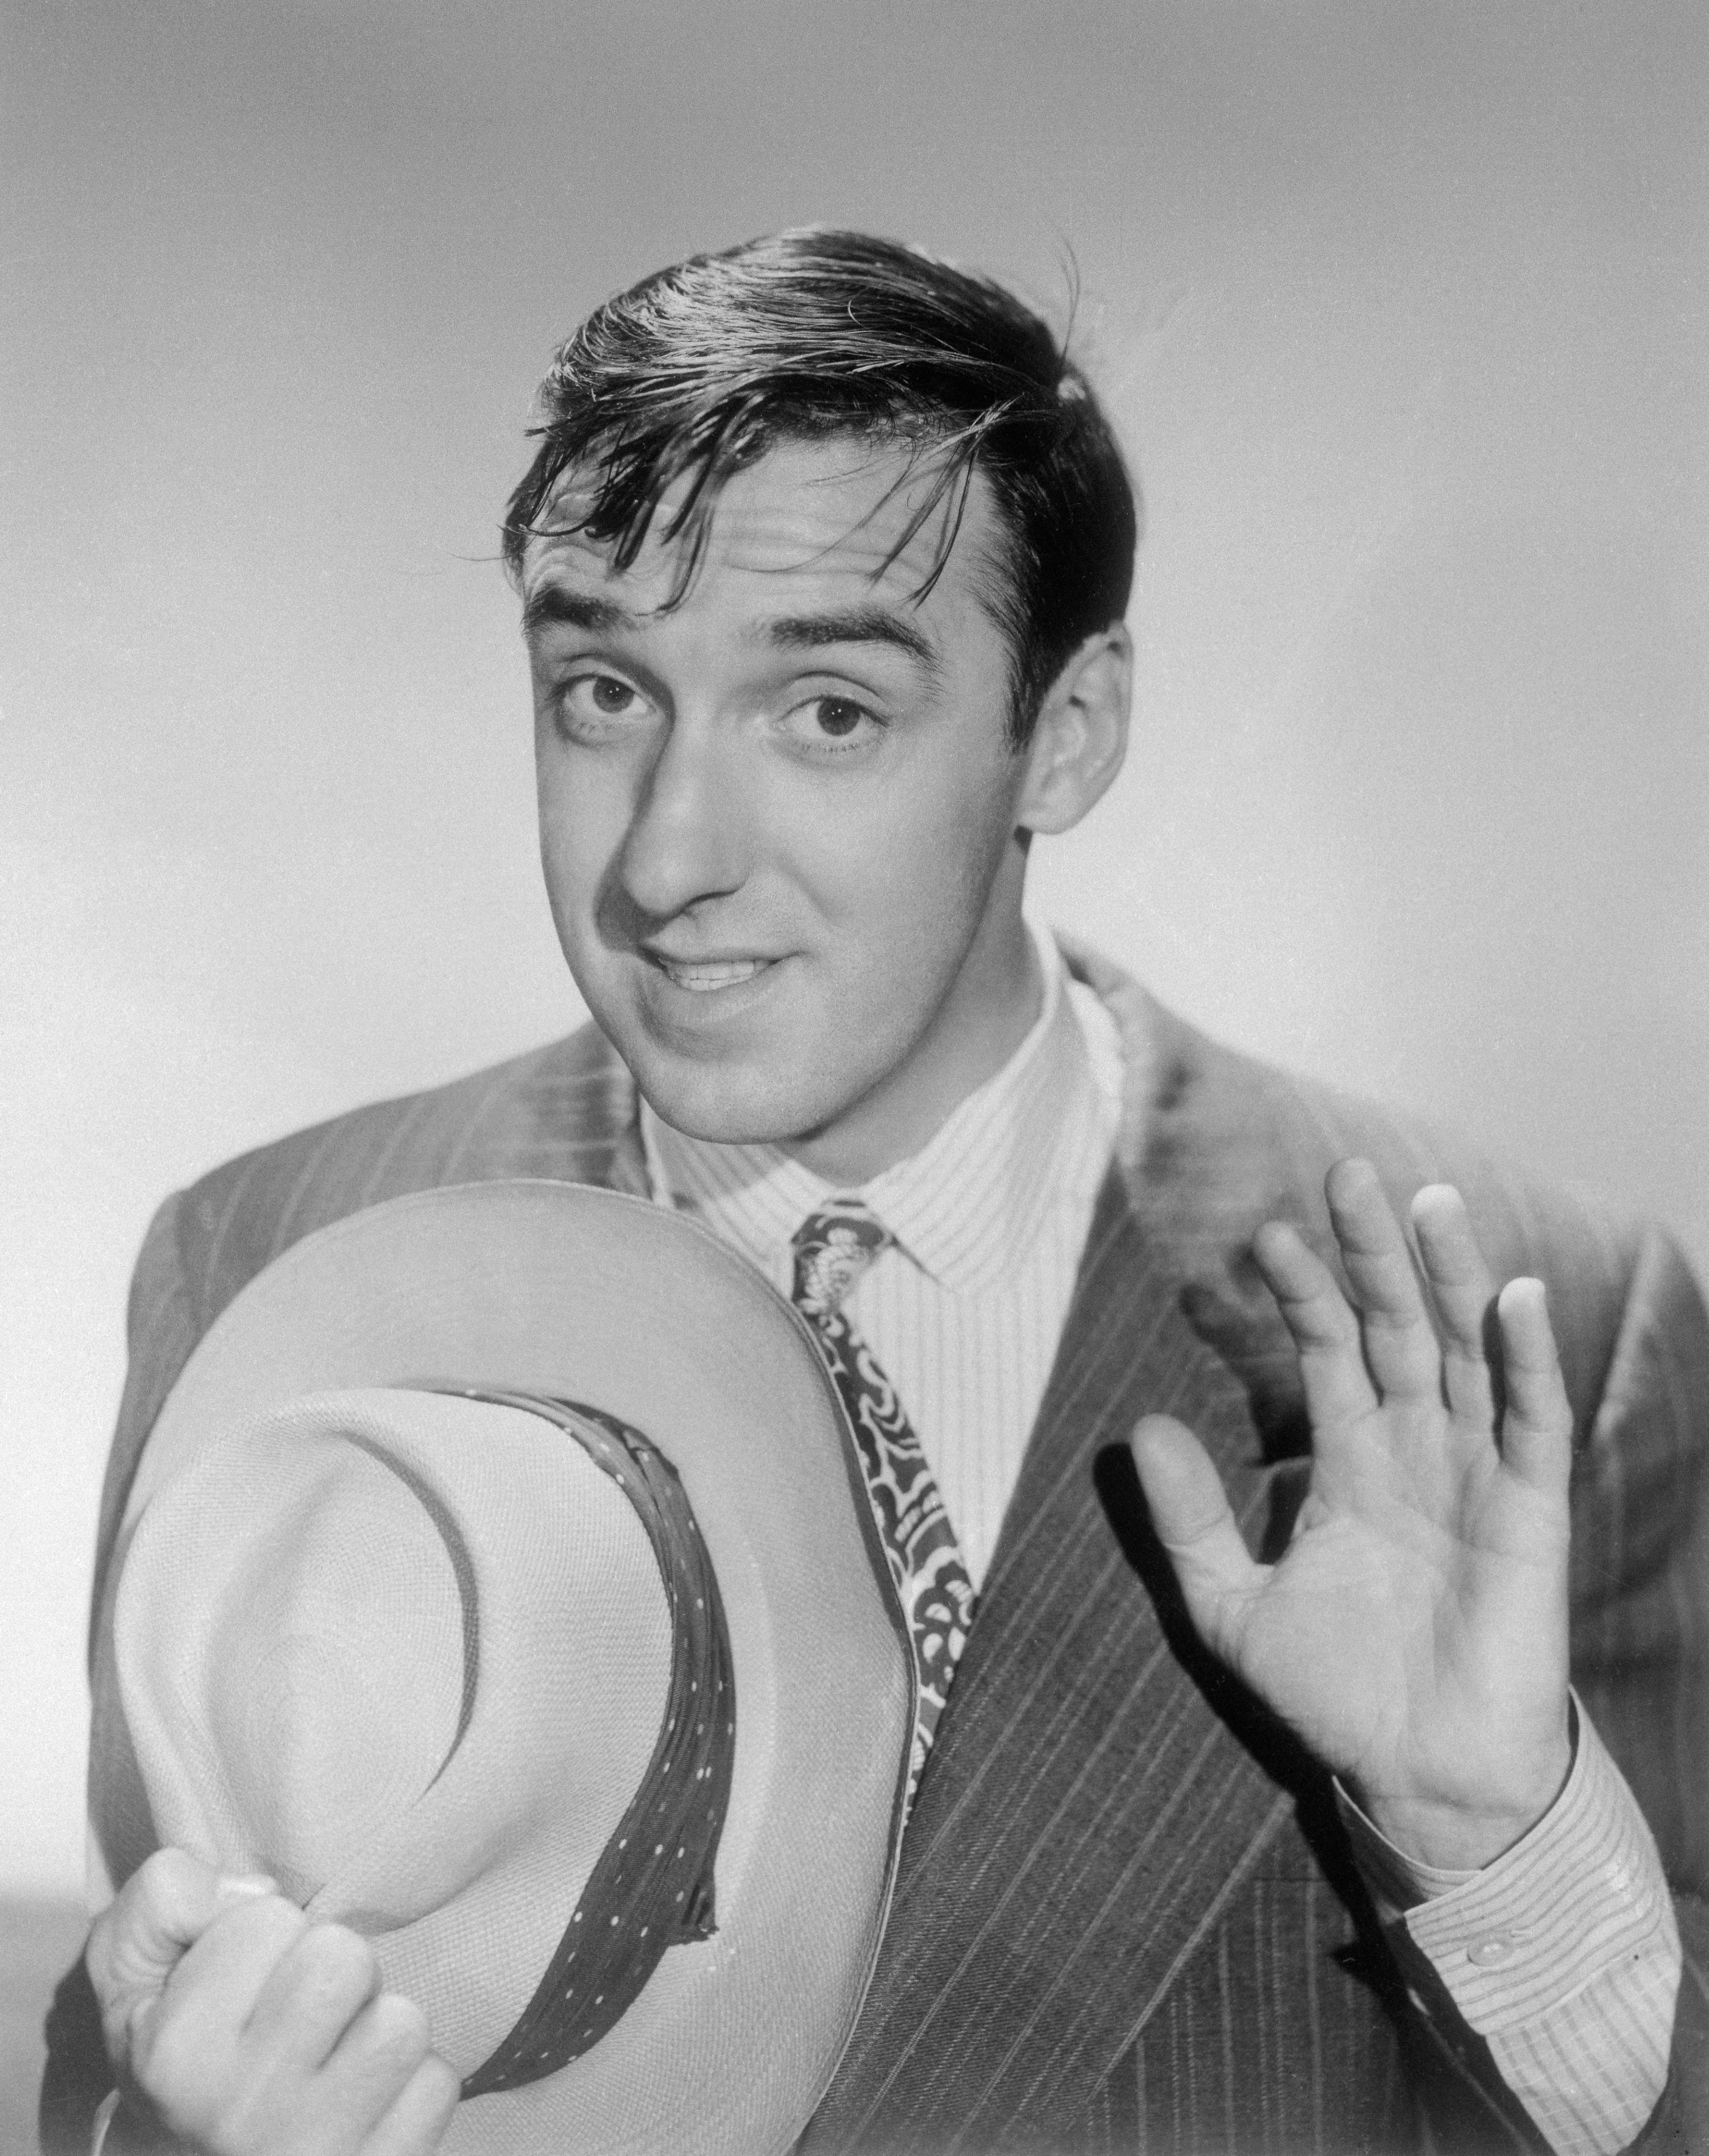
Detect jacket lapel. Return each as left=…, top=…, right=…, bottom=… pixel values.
left=807, top=1164, right=1312, bottom=2153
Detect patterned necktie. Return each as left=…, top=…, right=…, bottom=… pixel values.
left=791, top=1199, right=977, bottom=1803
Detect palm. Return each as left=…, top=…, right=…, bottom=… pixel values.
left=1133, top=1162, right=1573, bottom=1870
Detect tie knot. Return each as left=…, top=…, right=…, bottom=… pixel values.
left=790, top=1200, right=890, bottom=1317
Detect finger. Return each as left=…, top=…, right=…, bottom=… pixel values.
left=1495, top=1278, right=1574, bottom=1497
left=88, top=1851, right=276, bottom=2054
left=245, top=1921, right=383, bottom=2073
left=132, top=1893, right=310, bottom=2075
left=1251, top=1220, right=1379, bottom=1429
left=1323, top=1158, right=1441, bottom=1399
left=320, top=1992, right=441, bottom=2138
left=1130, top=1416, right=1264, bottom=1657
left=1409, top=1184, right=1499, bottom=1426
left=359, top=2048, right=462, bottom=2156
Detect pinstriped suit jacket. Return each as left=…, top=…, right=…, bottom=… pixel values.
left=63, top=946, right=1709, bottom=2154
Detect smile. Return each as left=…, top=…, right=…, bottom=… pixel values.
left=652, top=956, right=773, bottom=993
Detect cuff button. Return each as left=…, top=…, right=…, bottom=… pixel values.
left=1467, top=1934, right=1515, bottom=1966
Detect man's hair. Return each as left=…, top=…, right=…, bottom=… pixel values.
left=501, top=229, right=1139, bottom=748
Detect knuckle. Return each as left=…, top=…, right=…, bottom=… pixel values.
left=412, top=2051, right=463, bottom=2123
left=301, top=1920, right=380, bottom=1987
left=136, top=1847, right=212, bottom=1926
left=101, top=1854, right=177, bottom=1967
left=409, top=2046, right=461, bottom=2098
left=138, top=1845, right=194, bottom=1894
left=362, top=1988, right=432, bottom=2068
left=231, top=1893, right=311, bottom=1955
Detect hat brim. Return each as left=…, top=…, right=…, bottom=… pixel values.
left=93, top=1180, right=915, bottom=2156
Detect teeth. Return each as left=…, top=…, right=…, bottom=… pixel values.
left=660, top=959, right=766, bottom=992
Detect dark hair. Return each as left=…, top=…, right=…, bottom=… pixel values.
left=501, top=229, right=1139, bottom=748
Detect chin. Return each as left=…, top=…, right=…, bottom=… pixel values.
left=629, top=1055, right=832, bottom=1151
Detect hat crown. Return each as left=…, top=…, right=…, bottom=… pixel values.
left=204, top=1441, right=471, bottom=1903
left=116, top=1389, right=675, bottom=1962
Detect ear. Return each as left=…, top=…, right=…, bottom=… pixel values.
left=1014, top=625, right=1132, bottom=835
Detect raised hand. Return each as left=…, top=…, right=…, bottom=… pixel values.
left=1131, top=1158, right=1574, bottom=1870
left=87, top=1848, right=461, bottom=2155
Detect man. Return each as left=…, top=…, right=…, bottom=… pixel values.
left=46, top=229, right=1709, bottom=2154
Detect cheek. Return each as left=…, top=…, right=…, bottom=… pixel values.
left=536, top=744, right=621, bottom=920
left=793, top=758, right=1019, bottom=954
left=535, top=782, right=583, bottom=918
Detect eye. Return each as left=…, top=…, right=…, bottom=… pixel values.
left=581, top=674, right=640, bottom=714
left=813, top=697, right=865, bottom=737
left=556, top=673, right=653, bottom=737
left=780, top=693, right=883, bottom=754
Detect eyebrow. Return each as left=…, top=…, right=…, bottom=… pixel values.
left=764, top=606, right=939, bottom=677
left=520, top=586, right=636, bottom=639
left=522, top=587, right=941, bottom=679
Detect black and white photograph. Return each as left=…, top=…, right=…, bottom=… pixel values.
left=4, top=4, right=1707, bottom=2151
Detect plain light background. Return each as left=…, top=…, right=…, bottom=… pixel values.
left=3, top=0, right=1705, bottom=1900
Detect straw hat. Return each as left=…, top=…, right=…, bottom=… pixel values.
left=91, top=1181, right=915, bottom=2155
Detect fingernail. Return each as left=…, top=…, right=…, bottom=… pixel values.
left=217, top=1872, right=278, bottom=1901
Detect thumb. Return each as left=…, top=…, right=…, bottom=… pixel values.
left=89, top=1849, right=277, bottom=2059
left=1130, top=1415, right=1264, bottom=1653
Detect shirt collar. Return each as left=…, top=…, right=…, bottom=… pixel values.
left=641, top=920, right=1111, bottom=1295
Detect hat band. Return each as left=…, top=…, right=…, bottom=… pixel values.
left=421, top=1387, right=737, bottom=2100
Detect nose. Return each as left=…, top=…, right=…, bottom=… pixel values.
left=615, top=712, right=749, bottom=922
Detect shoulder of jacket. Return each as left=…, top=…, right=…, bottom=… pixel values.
left=1060, top=933, right=1654, bottom=1444
left=165, top=1020, right=634, bottom=1337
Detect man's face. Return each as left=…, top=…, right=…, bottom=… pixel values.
left=522, top=435, right=1049, bottom=1180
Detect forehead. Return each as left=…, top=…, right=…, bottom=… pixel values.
left=518, top=435, right=1007, bottom=631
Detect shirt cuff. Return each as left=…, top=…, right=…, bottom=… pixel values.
left=1337, top=1698, right=1680, bottom=2155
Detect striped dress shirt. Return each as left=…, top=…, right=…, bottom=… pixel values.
left=641, top=924, right=1678, bottom=2155
left=641, top=919, right=1123, bottom=1589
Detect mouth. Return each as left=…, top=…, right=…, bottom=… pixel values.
left=648, top=955, right=776, bottom=994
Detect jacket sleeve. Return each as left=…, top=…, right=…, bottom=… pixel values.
left=41, top=1194, right=204, bottom=2155
left=1338, top=1214, right=1709, bottom=2156
left=1340, top=1696, right=1679, bottom=2154
left=1560, top=1225, right=1709, bottom=2152
left=88, top=1194, right=204, bottom=1661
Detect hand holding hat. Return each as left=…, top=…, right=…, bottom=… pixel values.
left=88, top=1852, right=277, bottom=2073
left=88, top=1851, right=459, bottom=2155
